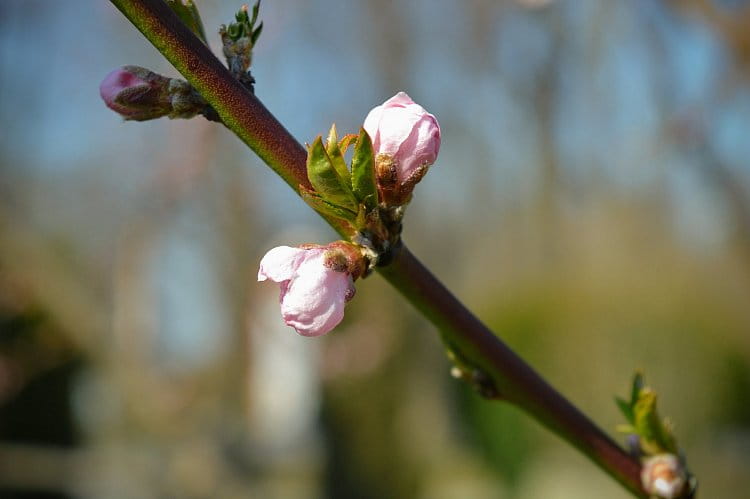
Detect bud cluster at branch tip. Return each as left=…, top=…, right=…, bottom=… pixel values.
left=220, top=2, right=263, bottom=91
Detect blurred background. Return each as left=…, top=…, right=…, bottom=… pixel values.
left=1, top=0, right=749, bottom=497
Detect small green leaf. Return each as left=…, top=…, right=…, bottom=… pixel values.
left=326, top=124, right=351, bottom=185
left=326, top=123, right=339, bottom=151
left=631, top=371, right=644, bottom=406
left=633, top=389, right=677, bottom=454
left=300, top=186, right=357, bottom=222
left=355, top=204, right=368, bottom=229
left=307, top=137, right=357, bottom=211
left=227, top=23, right=241, bottom=39
left=251, top=0, right=261, bottom=27
left=235, top=7, right=248, bottom=24
left=351, top=128, right=378, bottom=211
left=251, top=22, right=263, bottom=45
left=227, top=3, right=262, bottom=42
left=339, top=134, right=358, bottom=155
left=167, top=0, right=208, bottom=44
left=615, top=396, right=634, bottom=424
left=361, top=194, right=376, bottom=211
left=615, top=423, right=636, bottom=434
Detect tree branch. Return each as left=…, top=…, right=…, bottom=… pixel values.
left=107, top=0, right=646, bottom=496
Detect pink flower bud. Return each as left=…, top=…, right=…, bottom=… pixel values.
left=258, top=245, right=357, bottom=337
left=100, top=67, right=146, bottom=117
left=99, top=66, right=189, bottom=121
left=641, top=454, right=688, bottom=498
left=363, top=92, right=441, bottom=186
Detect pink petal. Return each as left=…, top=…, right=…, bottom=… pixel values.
left=395, top=114, right=441, bottom=179
left=99, top=67, right=147, bottom=115
left=382, top=91, right=415, bottom=108
left=257, top=246, right=311, bottom=283
left=279, top=252, right=352, bottom=336
left=375, top=106, right=422, bottom=156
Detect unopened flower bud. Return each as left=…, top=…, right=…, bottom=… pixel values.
left=100, top=66, right=170, bottom=121
left=641, top=454, right=687, bottom=498
left=363, top=92, right=441, bottom=205
left=100, top=66, right=210, bottom=121
left=219, top=2, right=263, bottom=90
left=257, top=242, right=365, bottom=337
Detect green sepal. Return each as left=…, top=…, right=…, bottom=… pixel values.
left=326, top=124, right=351, bottom=185
left=306, top=137, right=357, bottom=211
left=300, top=186, right=357, bottom=223
left=167, top=0, right=208, bottom=44
left=351, top=128, right=378, bottom=212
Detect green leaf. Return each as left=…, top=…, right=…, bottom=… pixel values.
left=354, top=202, right=380, bottom=231
left=339, top=134, right=358, bottom=155
left=615, top=396, right=634, bottom=424
left=615, top=423, right=636, bottom=434
left=251, top=22, right=263, bottom=45
left=633, top=389, right=677, bottom=454
left=326, top=124, right=351, bottom=185
left=300, top=186, right=357, bottom=222
left=351, top=128, right=378, bottom=211
left=227, top=3, right=262, bottom=42
left=306, top=137, right=357, bottom=211
left=631, top=371, right=644, bottom=406
left=251, top=0, right=261, bottom=27
left=167, top=0, right=208, bottom=44
left=235, top=7, right=248, bottom=24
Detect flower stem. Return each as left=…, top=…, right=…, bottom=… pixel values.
left=108, top=0, right=646, bottom=496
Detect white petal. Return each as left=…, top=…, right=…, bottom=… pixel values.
left=257, top=246, right=309, bottom=282
left=376, top=107, right=422, bottom=156
left=363, top=104, right=384, bottom=150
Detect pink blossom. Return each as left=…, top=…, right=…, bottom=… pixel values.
left=363, top=92, right=441, bottom=181
left=258, top=246, right=356, bottom=337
